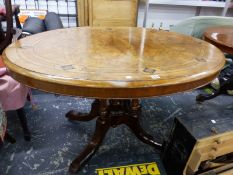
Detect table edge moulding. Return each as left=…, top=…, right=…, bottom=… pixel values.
left=2, top=27, right=225, bottom=99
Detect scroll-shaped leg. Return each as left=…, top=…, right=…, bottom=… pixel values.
left=196, top=91, right=221, bottom=102
left=17, top=108, right=31, bottom=141
left=124, top=99, right=162, bottom=150
left=69, top=100, right=110, bottom=174
left=66, top=99, right=100, bottom=121
left=196, top=80, right=233, bottom=102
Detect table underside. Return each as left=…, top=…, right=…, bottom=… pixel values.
left=65, top=99, right=162, bottom=173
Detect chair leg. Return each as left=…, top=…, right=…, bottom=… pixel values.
left=16, top=108, right=31, bottom=141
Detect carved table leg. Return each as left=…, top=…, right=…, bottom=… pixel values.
left=69, top=100, right=110, bottom=174
left=66, top=99, right=100, bottom=121
left=124, top=99, right=162, bottom=150
left=67, top=98, right=162, bottom=174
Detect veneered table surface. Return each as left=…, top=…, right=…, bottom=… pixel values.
left=204, top=25, right=233, bottom=55
left=3, top=27, right=225, bottom=98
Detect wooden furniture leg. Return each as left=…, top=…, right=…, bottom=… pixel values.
left=69, top=100, right=110, bottom=174
left=16, top=108, right=31, bottom=141
left=124, top=99, right=162, bottom=150
left=4, top=132, right=16, bottom=143
left=66, top=99, right=100, bottom=121
left=67, top=99, right=162, bottom=173
left=196, top=64, right=233, bottom=102
left=196, top=90, right=221, bottom=102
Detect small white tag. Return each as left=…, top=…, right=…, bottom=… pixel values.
left=151, top=75, right=160, bottom=79
left=211, top=120, right=216, bottom=124
left=126, top=76, right=132, bottom=79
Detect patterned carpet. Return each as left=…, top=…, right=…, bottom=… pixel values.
left=0, top=90, right=233, bottom=175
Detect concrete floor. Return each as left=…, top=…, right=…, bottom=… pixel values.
left=0, top=90, right=233, bottom=175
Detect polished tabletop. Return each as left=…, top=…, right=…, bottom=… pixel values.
left=3, top=27, right=225, bottom=98
left=204, top=25, right=233, bottom=55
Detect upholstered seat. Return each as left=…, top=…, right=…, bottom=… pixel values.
left=0, top=67, right=29, bottom=112
left=21, top=12, right=63, bottom=36
left=170, top=16, right=233, bottom=39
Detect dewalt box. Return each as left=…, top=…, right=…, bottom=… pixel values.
left=96, top=162, right=160, bottom=175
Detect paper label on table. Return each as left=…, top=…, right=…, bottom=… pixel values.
left=96, top=162, right=160, bottom=175
left=151, top=75, right=160, bottom=79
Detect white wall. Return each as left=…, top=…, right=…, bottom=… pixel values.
left=137, top=1, right=233, bottom=30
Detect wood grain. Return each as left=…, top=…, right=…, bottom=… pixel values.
left=88, top=0, right=138, bottom=27
left=198, top=163, right=233, bottom=175
left=185, top=130, right=233, bottom=174
left=77, top=0, right=89, bottom=26
left=204, top=26, right=233, bottom=55
left=77, top=0, right=138, bottom=27
left=3, top=27, right=225, bottom=98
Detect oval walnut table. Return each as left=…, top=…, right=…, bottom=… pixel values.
left=3, top=27, right=225, bottom=173
left=204, top=25, right=233, bottom=55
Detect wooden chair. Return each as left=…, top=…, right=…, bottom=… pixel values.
left=0, top=0, right=31, bottom=142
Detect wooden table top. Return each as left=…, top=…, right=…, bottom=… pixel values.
left=3, top=27, right=225, bottom=98
left=204, top=25, right=233, bottom=55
